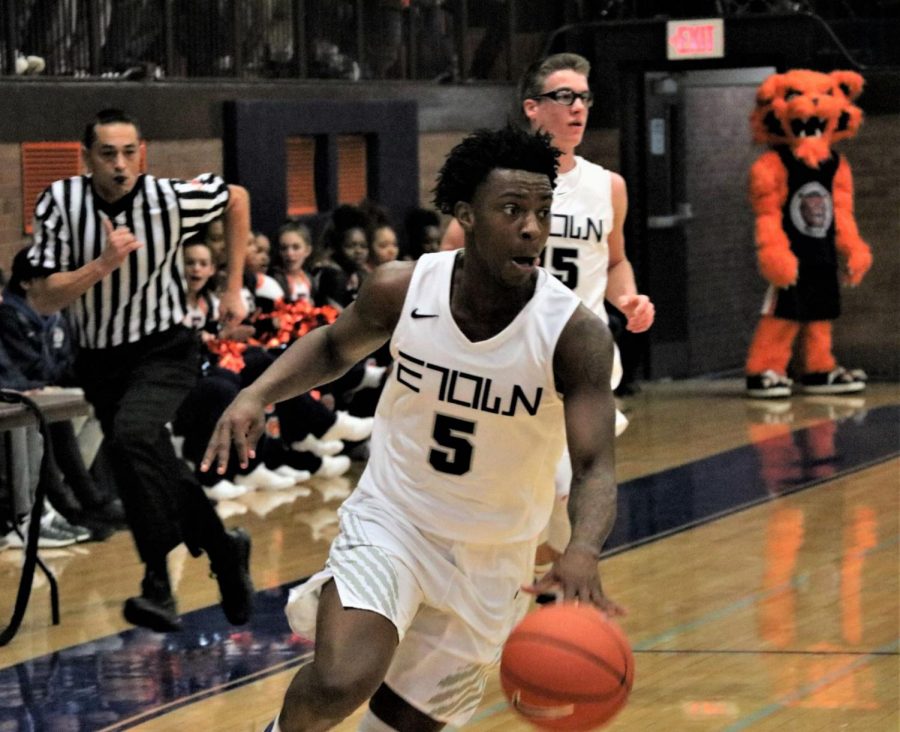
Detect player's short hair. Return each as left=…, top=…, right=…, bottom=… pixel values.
left=433, top=125, right=559, bottom=214
left=82, top=108, right=142, bottom=149
left=514, top=52, right=592, bottom=129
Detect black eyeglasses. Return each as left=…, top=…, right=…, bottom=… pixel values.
left=531, top=88, right=594, bottom=108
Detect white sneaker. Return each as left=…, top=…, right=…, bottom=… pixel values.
left=204, top=480, right=249, bottom=501
left=25, top=55, right=45, bottom=74
left=44, top=512, right=91, bottom=543
left=321, top=412, right=374, bottom=443
left=274, top=465, right=313, bottom=484
left=314, top=455, right=351, bottom=479
left=360, top=363, right=386, bottom=389
left=291, top=435, right=344, bottom=457
left=234, top=463, right=297, bottom=491
left=4, top=521, right=77, bottom=549
left=614, top=409, right=629, bottom=437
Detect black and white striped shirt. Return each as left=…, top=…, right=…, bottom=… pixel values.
left=28, top=173, right=229, bottom=349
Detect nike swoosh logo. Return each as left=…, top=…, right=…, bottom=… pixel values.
left=411, top=308, right=438, bottom=319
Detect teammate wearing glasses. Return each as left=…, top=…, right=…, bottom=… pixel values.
left=518, top=52, right=654, bottom=338
left=517, top=53, right=654, bottom=574
left=439, top=55, right=654, bottom=575
left=517, top=52, right=655, bottom=578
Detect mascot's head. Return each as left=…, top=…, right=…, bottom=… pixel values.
left=751, top=69, right=864, bottom=167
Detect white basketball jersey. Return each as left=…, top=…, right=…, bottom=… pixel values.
left=351, top=250, right=580, bottom=544
left=543, top=156, right=613, bottom=322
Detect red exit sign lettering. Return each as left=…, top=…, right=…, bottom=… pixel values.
left=666, top=19, right=724, bottom=60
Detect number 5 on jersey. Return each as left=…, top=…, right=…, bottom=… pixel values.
left=429, top=414, right=476, bottom=475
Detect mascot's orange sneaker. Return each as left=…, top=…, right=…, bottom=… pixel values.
left=799, top=367, right=866, bottom=394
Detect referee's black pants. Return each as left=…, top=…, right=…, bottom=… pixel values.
left=76, top=326, right=230, bottom=567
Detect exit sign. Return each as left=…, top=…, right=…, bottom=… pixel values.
left=666, top=19, right=724, bottom=60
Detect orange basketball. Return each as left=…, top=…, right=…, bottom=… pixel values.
left=500, top=604, right=634, bottom=730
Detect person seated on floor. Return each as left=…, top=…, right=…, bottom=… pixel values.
left=270, top=221, right=316, bottom=303
left=176, top=240, right=371, bottom=500
left=403, top=206, right=443, bottom=261
left=245, top=229, right=284, bottom=308
left=0, top=284, right=88, bottom=549
left=360, top=199, right=400, bottom=273
left=312, top=204, right=370, bottom=310
left=0, top=248, right=124, bottom=542
left=309, top=205, right=389, bottom=418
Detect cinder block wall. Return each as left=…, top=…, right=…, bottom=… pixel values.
left=683, top=87, right=899, bottom=380
left=2, top=115, right=896, bottom=380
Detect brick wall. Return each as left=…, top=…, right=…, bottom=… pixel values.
left=0, top=143, right=28, bottom=271
left=831, top=116, right=900, bottom=379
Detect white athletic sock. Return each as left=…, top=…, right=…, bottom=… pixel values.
left=357, top=709, right=399, bottom=732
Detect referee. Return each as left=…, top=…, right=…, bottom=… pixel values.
left=26, top=108, right=254, bottom=632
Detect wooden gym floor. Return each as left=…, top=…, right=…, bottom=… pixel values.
left=1, top=378, right=897, bottom=731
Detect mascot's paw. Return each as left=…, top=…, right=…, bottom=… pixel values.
left=844, top=248, right=873, bottom=286
left=758, top=250, right=799, bottom=288
left=799, top=367, right=867, bottom=395
left=746, top=370, right=793, bottom=399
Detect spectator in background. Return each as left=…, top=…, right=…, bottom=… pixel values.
left=0, top=248, right=122, bottom=542
left=101, top=0, right=164, bottom=77
left=177, top=240, right=363, bottom=492
left=252, top=231, right=272, bottom=272
left=310, top=205, right=387, bottom=418
left=363, top=0, right=407, bottom=78
left=368, top=222, right=399, bottom=269
left=25, top=108, right=254, bottom=633
left=177, top=239, right=307, bottom=497
left=271, top=221, right=315, bottom=303
left=243, top=230, right=284, bottom=314
left=360, top=199, right=399, bottom=271
left=313, top=204, right=370, bottom=310
left=306, top=1, right=361, bottom=80
left=468, top=0, right=508, bottom=79
left=411, top=0, right=456, bottom=81
left=403, top=207, right=442, bottom=260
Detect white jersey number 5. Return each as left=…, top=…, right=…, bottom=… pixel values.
left=429, top=414, right=476, bottom=476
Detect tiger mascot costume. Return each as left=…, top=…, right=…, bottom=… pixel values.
left=745, top=69, right=872, bottom=398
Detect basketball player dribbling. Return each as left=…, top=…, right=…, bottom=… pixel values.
left=202, top=125, right=623, bottom=732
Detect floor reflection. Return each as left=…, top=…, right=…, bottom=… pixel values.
left=1, top=404, right=896, bottom=730
left=0, top=587, right=311, bottom=730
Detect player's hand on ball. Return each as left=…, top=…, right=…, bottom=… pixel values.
left=526, top=546, right=626, bottom=617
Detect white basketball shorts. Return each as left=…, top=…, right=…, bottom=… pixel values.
left=285, top=491, right=536, bottom=727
